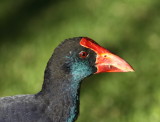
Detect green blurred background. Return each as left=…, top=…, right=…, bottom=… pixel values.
left=0, top=0, right=160, bottom=122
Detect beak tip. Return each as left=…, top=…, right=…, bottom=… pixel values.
left=124, top=67, right=135, bottom=72
left=128, top=70, right=135, bottom=72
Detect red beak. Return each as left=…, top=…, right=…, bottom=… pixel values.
left=95, top=51, right=134, bottom=73
left=80, top=37, right=134, bottom=73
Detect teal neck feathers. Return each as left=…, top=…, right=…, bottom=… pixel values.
left=67, top=60, right=93, bottom=122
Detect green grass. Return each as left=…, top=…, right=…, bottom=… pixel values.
left=0, top=0, right=160, bottom=121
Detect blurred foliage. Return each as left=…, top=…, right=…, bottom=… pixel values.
left=0, top=0, right=160, bottom=122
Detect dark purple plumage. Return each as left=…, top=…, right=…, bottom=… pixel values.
left=0, top=37, right=97, bottom=122
left=0, top=37, right=134, bottom=122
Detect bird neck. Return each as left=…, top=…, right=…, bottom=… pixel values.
left=37, top=63, right=81, bottom=122
left=37, top=49, right=93, bottom=122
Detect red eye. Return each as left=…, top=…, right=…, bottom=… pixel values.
left=79, top=51, right=88, bottom=58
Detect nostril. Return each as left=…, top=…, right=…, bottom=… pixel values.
left=104, top=55, right=107, bottom=58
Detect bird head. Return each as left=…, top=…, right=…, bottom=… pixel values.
left=80, top=37, right=134, bottom=73
left=51, top=37, right=134, bottom=82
